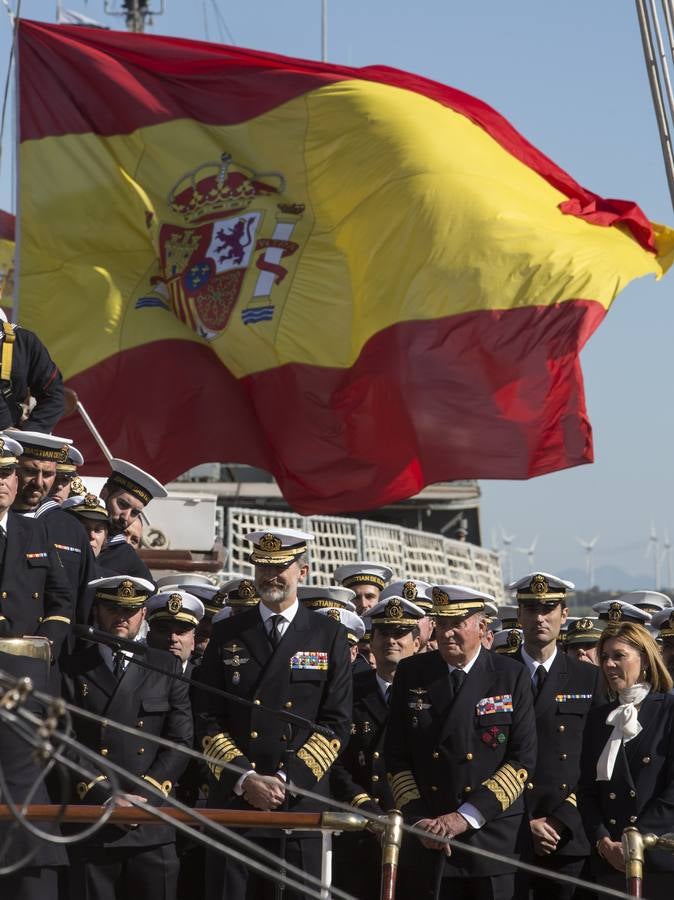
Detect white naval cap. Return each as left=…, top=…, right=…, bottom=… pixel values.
left=212, top=605, right=234, bottom=625
left=155, top=573, right=216, bottom=590
left=381, top=580, right=433, bottom=612
left=365, top=596, right=426, bottom=627
left=56, top=444, right=84, bottom=472
left=615, top=591, right=673, bottom=614
left=651, top=608, right=674, bottom=637
left=220, top=577, right=260, bottom=608
left=333, top=561, right=393, bottom=591
left=11, top=430, right=72, bottom=464
left=246, top=528, right=314, bottom=566
left=62, top=493, right=108, bottom=521
left=430, top=584, right=495, bottom=618
left=314, top=607, right=366, bottom=644
left=492, top=628, right=523, bottom=654
left=90, top=575, right=155, bottom=608
left=483, top=600, right=499, bottom=619
left=509, top=572, right=574, bottom=603
left=146, top=590, right=205, bottom=628
left=107, top=458, right=168, bottom=505
left=496, top=605, right=521, bottom=629
left=0, top=433, right=23, bottom=465
left=297, top=585, right=356, bottom=612
left=592, top=599, right=652, bottom=625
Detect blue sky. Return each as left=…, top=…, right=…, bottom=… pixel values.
left=0, top=1, right=672, bottom=585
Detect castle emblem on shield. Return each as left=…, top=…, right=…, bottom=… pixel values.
left=136, top=152, right=305, bottom=340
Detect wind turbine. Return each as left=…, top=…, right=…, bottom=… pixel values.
left=661, top=529, right=673, bottom=589
left=500, top=528, right=516, bottom=583
left=516, top=536, right=538, bottom=572
left=576, top=535, right=599, bottom=589
left=646, top=523, right=661, bottom=589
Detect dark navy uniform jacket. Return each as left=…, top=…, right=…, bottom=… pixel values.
left=579, top=690, right=674, bottom=873
left=385, top=647, right=537, bottom=878
left=0, top=325, right=64, bottom=431
left=514, top=647, right=599, bottom=856
left=331, top=667, right=393, bottom=813
left=62, top=643, right=193, bottom=848
left=98, top=533, right=153, bottom=582
left=196, top=602, right=352, bottom=816
left=0, top=510, right=73, bottom=656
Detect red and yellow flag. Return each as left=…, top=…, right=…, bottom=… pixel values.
left=0, top=210, right=14, bottom=318
left=16, top=21, right=674, bottom=513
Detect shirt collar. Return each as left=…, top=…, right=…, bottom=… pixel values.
left=521, top=645, right=557, bottom=679
left=447, top=646, right=482, bottom=675
left=0, top=510, right=8, bottom=533
left=259, top=598, right=299, bottom=625
left=375, top=672, right=392, bottom=698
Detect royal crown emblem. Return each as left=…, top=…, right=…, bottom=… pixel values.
left=168, top=593, right=183, bottom=614
left=83, top=493, right=99, bottom=509
left=529, top=574, right=549, bottom=596
left=402, top=581, right=418, bottom=600
left=507, top=630, right=522, bottom=649
left=327, top=608, right=341, bottom=622
left=386, top=599, right=403, bottom=619
left=136, top=151, right=307, bottom=342
left=432, top=587, right=449, bottom=606
left=259, top=533, right=282, bottom=553
left=57, top=445, right=69, bottom=464
left=69, top=476, right=87, bottom=496
left=576, top=617, right=594, bottom=631
left=238, top=580, right=256, bottom=600
left=608, top=602, right=623, bottom=623
left=0, top=439, right=5, bottom=455
left=119, top=580, right=136, bottom=600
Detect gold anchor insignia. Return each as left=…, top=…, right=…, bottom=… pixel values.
left=57, top=445, right=69, bottom=464
left=119, top=580, right=136, bottom=599
left=507, top=629, right=521, bottom=648
left=387, top=599, right=403, bottom=619
left=402, top=581, right=418, bottom=600
left=238, top=580, right=256, bottom=599
left=530, top=574, right=549, bottom=595
left=259, top=533, right=282, bottom=552
left=168, top=593, right=183, bottom=614
left=327, top=608, right=341, bottom=622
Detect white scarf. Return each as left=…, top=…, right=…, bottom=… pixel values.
left=596, top=683, right=651, bottom=781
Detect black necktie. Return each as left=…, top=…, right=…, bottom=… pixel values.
left=451, top=668, right=466, bottom=695
left=112, top=652, right=124, bottom=680
left=535, top=665, right=547, bottom=696
left=0, top=527, right=7, bottom=564
left=269, top=614, right=283, bottom=648
left=384, top=685, right=392, bottom=705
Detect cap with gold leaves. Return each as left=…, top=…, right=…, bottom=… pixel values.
left=615, top=591, right=673, bottom=615
left=365, top=596, right=426, bottom=628
left=56, top=444, right=84, bottom=473
left=146, top=590, right=205, bottom=628
left=62, top=493, right=108, bottom=521
left=315, top=607, right=365, bottom=644
left=297, top=585, right=356, bottom=612
left=221, top=577, right=261, bottom=608
left=12, top=430, right=72, bottom=464
left=509, top=572, right=574, bottom=606
left=0, top=433, right=23, bottom=466
left=431, top=584, right=494, bottom=618
left=564, top=617, right=604, bottom=646
left=493, top=629, right=523, bottom=655
left=247, top=528, right=314, bottom=566
left=333, top=561, right=393, bottom=591
left=592, top=600, right=651, bottom=625
left=90, top=575, right=155, bottom=609
left=381, top=580, right=432, bottom=612
left=651, top=608, right=674, bottom=638
left=107, top=458, right=167, bottom=506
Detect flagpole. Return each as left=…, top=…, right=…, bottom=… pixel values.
left=321, top=0, right=327, bottom=61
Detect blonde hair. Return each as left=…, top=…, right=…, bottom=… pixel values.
left=598, top=622, right=673, bottom=693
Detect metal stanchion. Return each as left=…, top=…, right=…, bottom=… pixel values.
left=622, top=827, right=674, bottom=897
left=377, top=810, right=403, bottom=900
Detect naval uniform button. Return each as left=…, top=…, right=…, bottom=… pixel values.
left=137, top=747, right=145, bottom=755
left=372, top=751, right=380, bottom=759
left=253, top=699, right=261, bottom=706
left=284, top=701, right=293, bottom=709
left=526, top=782, right=534, bottom=791
left=32, top=592, right=39, bottom=599
left=431, top=785, right=438, bottom=792
left=280, top=735, right=287, bottom=741
left=629, top=790, right=636, bottom=798
left=609, top=818, right=616, bottom=825
left=558, top=725, right=565, bottom=733
left=137, top=720, right=144, bottom=728
left=642, top=757, right=651, bottom=765
left=465, top=753, right=474, bottom=761
left=371, top=775, right=379, bottom=783
left=559, top=753, right=567, bottom=761
left=560, top=784, right=568, bottom=791
left=250, top=762, right=256, bottom=769
left=100, top=748, right=108, bottom=756
left=432, top=752, right=439, bottom=759
left=250, top=731, right=258, bottom=739
left=629, top=816, right=637, bottom=823
left=609, top=793, right=616, bottom=800
left=463, top=786, right=472, bottom=794
left=1, top=592, right=7, bottom=599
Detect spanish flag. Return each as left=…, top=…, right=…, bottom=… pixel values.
left=0, top=210, right=14, bottom=317
left=17, top=21, right=674, bottom=513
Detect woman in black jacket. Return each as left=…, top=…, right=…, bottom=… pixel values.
left=578, top=621, right=674, bottom=898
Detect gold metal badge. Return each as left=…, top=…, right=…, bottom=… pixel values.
left=529, top=574, right=549, bottom=596
left=387, top=599, right=403, bottom=619
left=577, top=617, right=593, bottom=631
left=119, top=580, right=136, bottom=599
left=403, top=581, right=418, bottom=600
left=259, top=533, right=282, bottom=552
left=168, top=593, right=183, bottom=614
left=238, top=580, right=256, bottom=599
left=608, top=602, right=622, bottom=623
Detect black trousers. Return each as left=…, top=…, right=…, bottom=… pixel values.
left=516, top=853, right=588, bottom=900
left=205, top=835, right=321, bottom=900
left=0, top=866, right=59, bottom=900
left=437, top=874, right=515, bottom=900
left=68, top=843, right=179, bottom=900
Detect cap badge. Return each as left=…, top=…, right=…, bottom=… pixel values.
left=0, top=438, right=5, bottom=454
left=608, top=602, right=623, bottom=623
left=403, top=581, right=418, bottom=600
left=507, top=630, right=521, bottom=649
left=259, top=533, right=282, bottom=553
left=212, top=590, right=227, bottom=608
left=238, top=580, right=256, bottom=600
left=432, top=587, right=449, bottom=606
left=168, top=593, right=183, bottom=614
left=84, top=493, right=99, bottom=509
left=529, top=574, right=549, bottom=596
left=57, top=445, right=69, bottom=464
left=327, top=608, right=340, bottom=622
left=70, top=476, right=86, bottom=496
left=119, top=580, right=136, bottom=600
left=577, top=617, right=593, bottom=631
left=387, top=599, right=403, bottom=619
